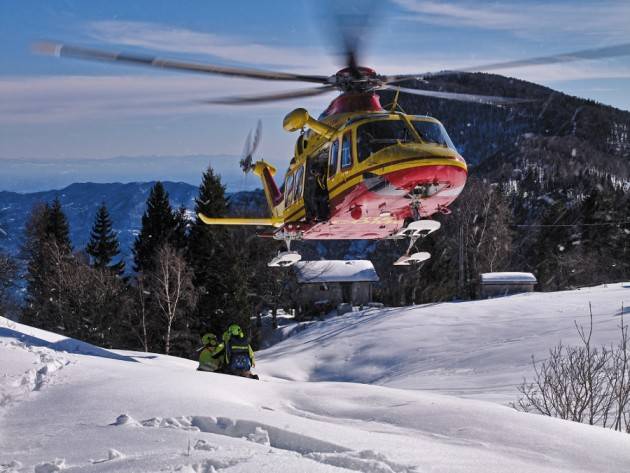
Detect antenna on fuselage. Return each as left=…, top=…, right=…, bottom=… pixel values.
left=390, top=87, right=400, bottom=112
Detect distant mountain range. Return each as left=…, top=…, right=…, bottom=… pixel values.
left=0, top=182, right=266, bottom=271
left=0, top=155, right=262, bottom=193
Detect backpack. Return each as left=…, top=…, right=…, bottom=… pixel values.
left=227, top=335, right=251, bottom=371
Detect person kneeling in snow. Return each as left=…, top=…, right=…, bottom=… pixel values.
left=197, top=333, right=224, bottom=372
left=222, top=324, right=258, bottom=380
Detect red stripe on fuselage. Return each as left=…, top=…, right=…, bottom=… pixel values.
left=294, top=163, right=467, bottom=240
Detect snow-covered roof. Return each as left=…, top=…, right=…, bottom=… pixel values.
left=294, top=260, right=379, bottom=283
left=480, top=272, right=537, bottom=284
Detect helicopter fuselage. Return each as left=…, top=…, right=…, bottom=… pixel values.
left=271, top=93, right=467, bottom=240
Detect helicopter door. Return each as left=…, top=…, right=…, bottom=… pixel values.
left=304, top=146, right=330, bottom=221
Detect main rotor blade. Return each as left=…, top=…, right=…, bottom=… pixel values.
left=200, top=85, right=337, bottom=105
left=324, top=0, right=382, bottom=75
left=34, top=42, right=330, bottom=84
left=385, top=42, right=630, bottom=83
left=382, top=85, right=534, bottom=105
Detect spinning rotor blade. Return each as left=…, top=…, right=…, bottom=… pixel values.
left=385, top=42, right=630, bottom=83
left=33, top=41, right=330, bottom=84
left=200, top=85, right=336, bottom=105
left=382, top=85, right=534, bottom=105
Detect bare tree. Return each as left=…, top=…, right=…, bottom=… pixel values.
left=515, top=303, right=630, bottom=432
left=148, top=244, right=197, bottom=355
left=43, top=243, right=131, bottom=346
left=131, top=274, right=150, bottom=352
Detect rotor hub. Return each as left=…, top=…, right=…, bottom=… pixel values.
left=331, top=66, right=383, bottom=93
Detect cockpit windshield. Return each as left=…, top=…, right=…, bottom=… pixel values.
left=412, top=120, right=456, bottom=149
left=356, top=119, right=414, bottom=162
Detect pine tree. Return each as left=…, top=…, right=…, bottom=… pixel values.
left=187, top=166, right=248, bottom=336
left=133, top=182, right=178, bottom=272
left=86, top=203, right=125, bottom=274
left=0, top=251, right=18, bottom=318
left=21, top=200, right=73, bottom=328
left=47, top=197, right=72, bottom=252
left=533, top=200, right=576, bottom=290
left=171, top=205, right=190, bottom=251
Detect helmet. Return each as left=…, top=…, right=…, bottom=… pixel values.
left=201, top=333, right=217, bottom=346
left=227, top=324, right=243, bottom=337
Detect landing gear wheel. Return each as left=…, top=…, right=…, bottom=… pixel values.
left=268, top=251, right=302, bottom=267
left=269, top=230, right=303, bottom=268
left=394, top=251, right=431, bottom=266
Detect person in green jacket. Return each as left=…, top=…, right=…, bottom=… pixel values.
left=222, top=324, right=258, bottom=379
left=197, top=333, right=224, bottom=372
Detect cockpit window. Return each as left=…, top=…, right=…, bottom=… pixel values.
left=412, top=120, right=455, bottom=149
left=356, top=119, right=413, bottom=163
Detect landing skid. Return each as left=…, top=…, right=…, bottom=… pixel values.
left=393, top=219, right=440, bottom=266
left=392, top=219, right=441, bottom=239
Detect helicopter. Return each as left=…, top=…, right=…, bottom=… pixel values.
left=35, top=21, right=630, bottom=266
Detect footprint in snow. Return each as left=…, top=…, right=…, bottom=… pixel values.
left=34, top=458, right=66, bottom=473
left=91, top=449, right=125, bottom=464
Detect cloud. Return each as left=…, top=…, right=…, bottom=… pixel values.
left=392, top=0, right=630, bottom=40
left=86, top=20, right=336, bottom=72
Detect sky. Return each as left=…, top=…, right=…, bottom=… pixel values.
left=0, top=0, right=629, bottom=192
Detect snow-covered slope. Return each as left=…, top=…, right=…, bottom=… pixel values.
left=260, top=283, right=630, bottom=403
left=2, top=284, right=630, bottom=472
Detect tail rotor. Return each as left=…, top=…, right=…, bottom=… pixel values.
left=240, top=120, right=262, bottom=173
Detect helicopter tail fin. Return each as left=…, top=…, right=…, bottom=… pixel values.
left=252, top=160, right=283, bottom=217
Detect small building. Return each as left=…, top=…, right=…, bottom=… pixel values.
left=479, top=272, right=537, bottom=298
left=292, top=260, right=380, bottom=317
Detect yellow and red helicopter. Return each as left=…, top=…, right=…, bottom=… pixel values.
left=36, top=26, right=630, bottom=266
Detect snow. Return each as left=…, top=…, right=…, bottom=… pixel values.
left=480, top=272, right=537, bottom=283
left=2, top=283, right=630, bottom=472
left=294, top=260, right=379, bottom=283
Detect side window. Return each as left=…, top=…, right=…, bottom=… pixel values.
left=293, top=166, right=304, bottom=201
left=329, top=139, right=339, bottom=177
left=341, top=132, right=353, bottom=169
left=285, top=173, right=294, bottom=206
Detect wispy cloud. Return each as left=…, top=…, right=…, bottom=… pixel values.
left=86, top=20, right=336, bottom=72
left=392, top=0, right=630, bottom=40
